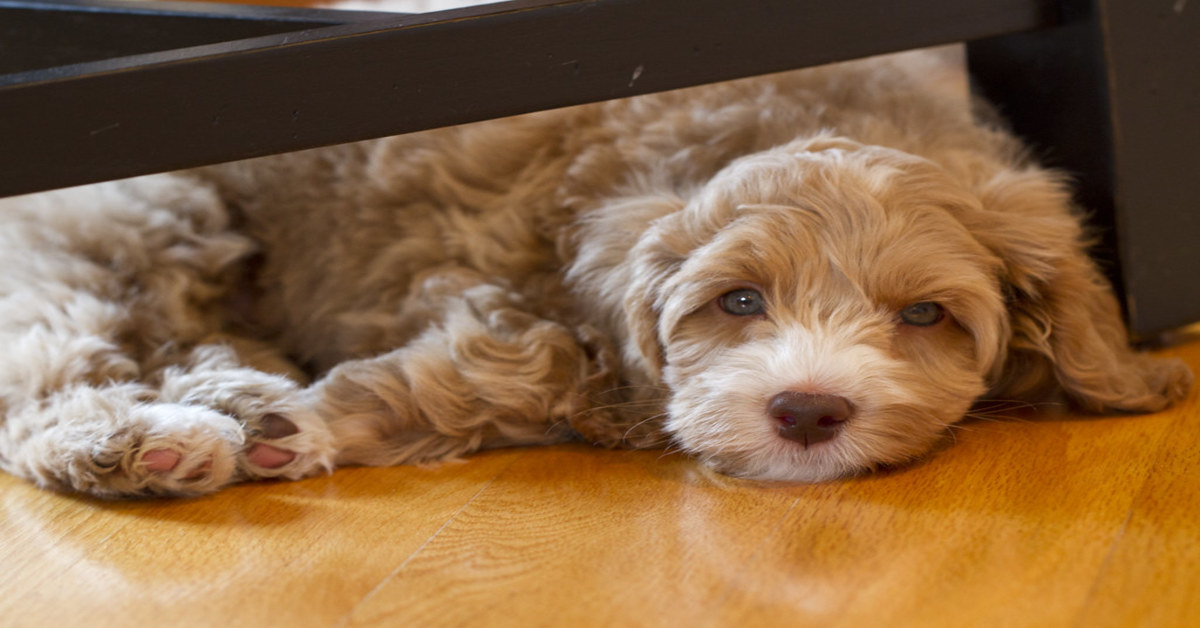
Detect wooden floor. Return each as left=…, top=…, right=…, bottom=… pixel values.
left=1, top=331, right=1198, bottom=626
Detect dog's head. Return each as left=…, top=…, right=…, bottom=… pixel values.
left=607, top=136, right=1190, bottom=481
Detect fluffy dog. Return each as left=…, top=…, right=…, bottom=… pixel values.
left=0, top=50, right=1190, bottom=498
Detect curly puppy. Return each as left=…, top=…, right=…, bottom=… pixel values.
left=0, top=50, right=1190, bottom=497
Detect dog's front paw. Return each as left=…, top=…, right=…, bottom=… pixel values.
left=67, top=401, right=244, bottom=498
left=69, top=401, right=334, bottom=497
left=156, top=347, right=338, bottom=484
left=82, top=400, right=333, bottom=496
left=236, top=404, right=335, bottom=481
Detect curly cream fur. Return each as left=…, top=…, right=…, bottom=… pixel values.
left=0, top=49, right=1189, bottom=497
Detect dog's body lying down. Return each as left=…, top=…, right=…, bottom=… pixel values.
left=0, top=50, right=1190, bottom=498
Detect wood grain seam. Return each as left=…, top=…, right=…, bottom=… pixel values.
left=1071, top=402, right=1197, bottom=625
left=1074, top=505, right=1137, bottom=628
left=332, top=451, right=525, bottom=627
left=697, top=495, right=805, bottom=626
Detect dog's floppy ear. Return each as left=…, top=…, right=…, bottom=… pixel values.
left=967, top=168, right=1191, bottom=412
left=563, top=191, right=690, bottom=383
left=620, top=209, right=694, bottom=382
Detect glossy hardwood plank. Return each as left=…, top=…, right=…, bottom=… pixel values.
left=0, top=451, right=522, bottom=627
left=1074, top=341, right=1200, bottom=628
left=722, top=416, right=1176, bottom=627
left=342, top=447, right=802, bottom=626
left=346, top=409, right=1181, bottom=626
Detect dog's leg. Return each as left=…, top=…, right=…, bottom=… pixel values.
left=0, top=305, right=332, bottom=498
left=308, top=281, right=617, bottom=466
left=0, top=334, right=335, bottom=498
left=3, top=383, right=244, bottom=498
left=0, top=177, right=335, bottom=497
left=155, top=340, right=336, bottom=485
left=0, top=279, right=249, bottom=497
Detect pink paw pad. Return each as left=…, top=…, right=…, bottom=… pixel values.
left=247, top=443, right=296, bottom=468
left=142, top=448, right=181, bottom=472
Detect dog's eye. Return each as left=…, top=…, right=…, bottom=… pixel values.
left=899, top=302, right=945, bottom=326
left=718, top=289, right=766, bottom=316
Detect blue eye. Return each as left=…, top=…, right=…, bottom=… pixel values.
left=899, top=302, right=945, bottom=326
left=718, top=289, right=766, bottom=316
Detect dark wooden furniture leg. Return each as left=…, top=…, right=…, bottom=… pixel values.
left=968, top=0, right=1200, bottom=338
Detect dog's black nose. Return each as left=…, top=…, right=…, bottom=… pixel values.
left=768, top=392, right=852, bottom=448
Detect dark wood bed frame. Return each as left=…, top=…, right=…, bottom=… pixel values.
left=1, top=0, right=1196, bottom=337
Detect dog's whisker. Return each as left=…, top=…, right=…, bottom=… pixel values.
left=597, top=383, right=671, bottom=395
left=958, top=399, right=1067, bottom=424
left=657, top=444, right=686, bottom=461
left=621, top=413, right=669, bottom=441
left=564, top=400, right=663, bottom=427
left=580, top=398, right=664, bottom=412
